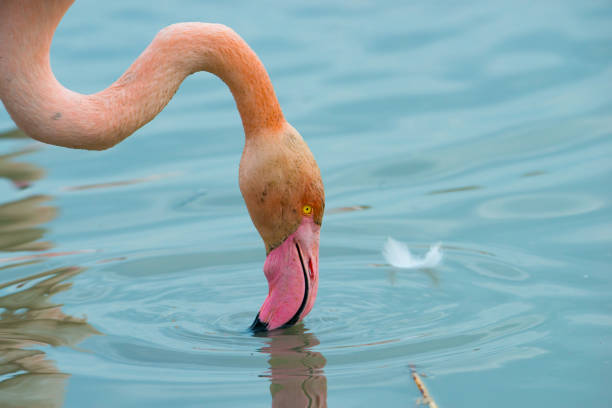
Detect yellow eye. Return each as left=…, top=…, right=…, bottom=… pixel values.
left=302, top=205, right=313, bottom=215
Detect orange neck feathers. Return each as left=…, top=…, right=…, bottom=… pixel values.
left=0, top=0, right=284, bottom=149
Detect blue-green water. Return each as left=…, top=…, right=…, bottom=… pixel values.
left=1, top=1, right=611, bottom=407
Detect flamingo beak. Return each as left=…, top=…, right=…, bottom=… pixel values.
left=250, top=217, right=320, bottom=332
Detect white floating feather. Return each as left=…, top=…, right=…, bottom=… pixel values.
left=382, top=237, right=442, bottom=269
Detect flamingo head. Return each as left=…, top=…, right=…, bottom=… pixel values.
left=239, top=123, right=324, bottom=332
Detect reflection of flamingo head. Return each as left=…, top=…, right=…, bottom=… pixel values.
left=0, top=142, right=44, bottom=190
left=12, top=180, right=31, bottom=189
left=241, top=124, right=324, bottom=332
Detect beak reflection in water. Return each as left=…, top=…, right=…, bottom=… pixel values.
left=257, top=324, right=327, bottom=408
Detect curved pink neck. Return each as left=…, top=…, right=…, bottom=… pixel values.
left=0, top=0, right=285, bottom=150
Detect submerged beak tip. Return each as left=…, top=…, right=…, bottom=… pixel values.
left=250, top=312, right=269, bottom=333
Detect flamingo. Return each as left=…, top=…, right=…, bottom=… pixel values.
left=0, top=0, right=325, bottom=332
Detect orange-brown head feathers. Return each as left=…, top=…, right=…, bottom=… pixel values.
left=239, top=122, right=324, bottom=253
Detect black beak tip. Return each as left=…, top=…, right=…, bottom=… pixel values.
left=249, top=312, right=269, bottom=333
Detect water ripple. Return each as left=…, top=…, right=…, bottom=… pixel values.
left=52, top=242, right=563, bottom=384
left=477, top=193, right=603, bottom=219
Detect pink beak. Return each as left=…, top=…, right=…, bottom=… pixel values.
left=251, top=217, right=320, bottom=332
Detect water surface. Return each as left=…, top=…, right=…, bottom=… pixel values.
left=1, top=1, right=611, bottom=407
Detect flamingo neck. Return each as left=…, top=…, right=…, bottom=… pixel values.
left=0, top=0, right=284, bottom=150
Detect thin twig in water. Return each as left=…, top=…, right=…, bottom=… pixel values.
left=410, top=366, right=438, bottom=408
